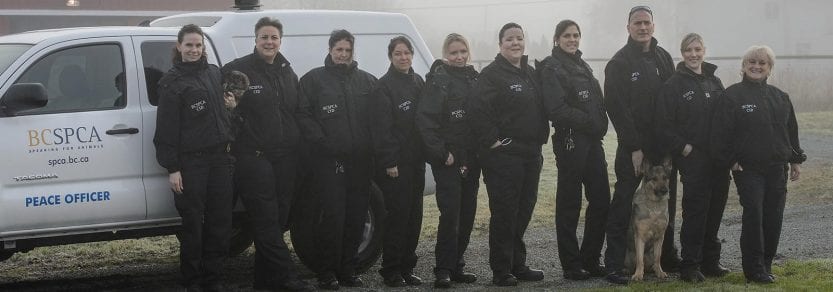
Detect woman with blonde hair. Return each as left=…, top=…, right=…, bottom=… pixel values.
left=710, top=45, right=806, bottom=284
left=417, top=33, right=480, bottom=288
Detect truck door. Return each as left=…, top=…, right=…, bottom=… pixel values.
left=131, top=36, right=220, bottom=220
left=0, top=37, right=146, bottom=234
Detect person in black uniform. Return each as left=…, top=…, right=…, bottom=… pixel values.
left=536, top=19, right=609, bottom=281
left=154, top=24, right=235, bottom=292
left=416, top=33, right=481, bottom=289
left=656, top=33, right=730, bottom=283
left=221, top=17, right=313, bottom=291
left=298, top=29, right=378, bottom=290
left=602, top=6, right=679, bottom=284
left=371, top=36, right=426, bottom=287
left=468, top=23, right=548, bottom=287
left=711, top=45, right=805, bottom=284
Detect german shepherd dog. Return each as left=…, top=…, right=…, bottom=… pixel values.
left=624, top=157, right=673, bottom=281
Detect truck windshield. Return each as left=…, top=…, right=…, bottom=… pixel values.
left=0, top=44, right=32, bottom=75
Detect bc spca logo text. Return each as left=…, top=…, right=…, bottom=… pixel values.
left=28, top=126, right=102, bottom=147
left=741, top=104, right=758, bottom=113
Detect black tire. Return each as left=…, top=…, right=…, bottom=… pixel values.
left=228, top=212, right=254, bottom=256
left=0, top=250, right=13, bottom=262
left=290, top=181, right=386, bottom=275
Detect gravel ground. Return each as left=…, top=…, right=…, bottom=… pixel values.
left=1, top=135, right=830, bottom=291
left=1, top=203, right=830, bottom=291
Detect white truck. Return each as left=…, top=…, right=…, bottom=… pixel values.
left=0, top=7, right=435, bottom=273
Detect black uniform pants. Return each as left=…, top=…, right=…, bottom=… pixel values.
left=312, top=154, right=373, bottom=280
left=553, top=135, right=610, bottom=271
left=377, top=162, right=425, bottom=277
left=432, top=156, right=481, bottom=274
left=482, top=149, right=542, bottom=276
left=678, top=149, right=729, bottom=271
left=175, top=151, right=233, bottom=287
left=604, top=146, right=678, bottom=273
left=234, top=153, right=299, bottom=286
left=733, top=163, right=787, bottom=278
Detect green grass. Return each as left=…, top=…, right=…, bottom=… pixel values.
left=586, top=259, right=833, bottom=291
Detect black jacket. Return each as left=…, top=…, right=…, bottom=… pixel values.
left=154, top=57, right=233, bottom=173
left=468, top=54, right=548, bottom=154
left=604, top=37, right=674, bottom=158
left=299, top=55, right=378, bottom=158
left=537, top=46, right=608, bottom=141
left=222, top=51, right=311, bottom=158
left=710, top=78, right=806, bottom=169
left=657, top=61, right=724, bottom=158
left=371, top=65, right=425, bottom=168
left=417, top=60, right=478, bottom=166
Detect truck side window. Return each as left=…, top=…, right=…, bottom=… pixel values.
left=15, top=44, right=124, bottom=114
left=140, top=41, right=174, bottom=106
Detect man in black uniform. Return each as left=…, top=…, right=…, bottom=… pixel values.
left=298, top=29, right=378, bottom=290
left=222, top=17, right=313, bottom=291
left=602, top=6, right=679, bottom=284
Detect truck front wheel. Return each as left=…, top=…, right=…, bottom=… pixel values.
left=290, top=181, right=386, bottom=274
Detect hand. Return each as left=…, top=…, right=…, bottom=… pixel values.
left=731, top=162, right=744, bottom=172
left=224, top=91, right=237, bottom=109
left=169, top=171, right=184, bottom=194
left=445, top=152, right=455, bottom=166
left=386, top=166, right=399, bottom=178
left=682, top=144, right=693, bottom=157
left=490, top=140, right=502, bottom=149
left=632, top=149, right=644, bottom=176
left=790, top=163, right=801, bottom=181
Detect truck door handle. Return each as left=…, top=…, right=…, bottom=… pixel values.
left=106, top=128, right=139, bottom=135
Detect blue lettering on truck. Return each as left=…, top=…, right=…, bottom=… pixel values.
left=25, top=191, right=111, bottom=207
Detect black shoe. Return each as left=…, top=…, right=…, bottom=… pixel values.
left=512, top=267, right=544, bottom=281
left=680, top=270, right=705, bottom=283
left=563, top=268, right=590, bottom=280
left=768, top=273, right=777, bottom=281
left=383, top=274, right=406, bottom=287
left=583, top=264, right=607, bottom=277
left=450, top=271, right=477, bottom=283
left=337, top=275, right=363, bottom=288
left=202, top=283, right=223, bottom=292
left=701, top=263, right=731, bottom=277
left=277, top=279, right=315, bottom=292
left=492, top=274, right=518, bottom=287
left=434, top=272, right=452, bottom=289
left=605, top=272, right=629, bottom=285
left=317, top=278, right=340, bottom=290
left=401, top=273, right=422, bottom=286
left=661, top=255, right=682, bottom=273
left=747, top=272, right=775, bottom=284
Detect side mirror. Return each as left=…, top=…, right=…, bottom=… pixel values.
left=1, top=83, right=48, bottom=116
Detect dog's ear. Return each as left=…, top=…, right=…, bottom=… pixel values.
left=662, top=155, right=673, bottom=174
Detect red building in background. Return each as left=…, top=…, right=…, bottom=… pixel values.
left=0, top=0, right=233, bottom=35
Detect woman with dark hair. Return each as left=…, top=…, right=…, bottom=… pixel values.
left=711, top=45, right=806, bottom=284
left=417, top=33, right=480, bottom=289
left=221, top=17, right=313, bottom=291
left=657, top=33, right=730, bottom=283
left=371, top=36, right=426, bottom=288
left=154, top=24, right=235, bottom=291
left=537, top=19, right=609, bottom=281
left=298, top=29, right=378, bottom=290
left=468, top=22, right=548, bottom=287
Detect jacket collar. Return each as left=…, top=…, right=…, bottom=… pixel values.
left=675, top=61, right=717, bottom=78
left=552, top=46, right=583, bottom=63
left=386, top=64, right=415, bottom=80
left=324, top=54, right=358, bottom=75
left=625, top=36, right=659, bottom=56
left=493, top=53, right=530, bottom=73
left=742, top=76, right=768, bottom=87
left=250, top=48, right=291, bottom=72
left=173, top=55, right=208, bottom=74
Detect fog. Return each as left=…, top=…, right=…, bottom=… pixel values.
left=263, top=0, right=833, bottom=111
